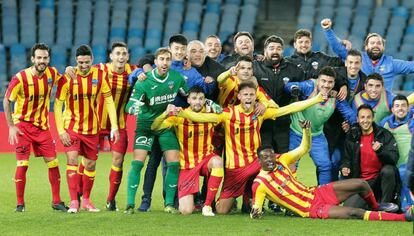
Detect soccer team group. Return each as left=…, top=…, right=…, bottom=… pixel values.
left=4, top=17, right=414, bottom=222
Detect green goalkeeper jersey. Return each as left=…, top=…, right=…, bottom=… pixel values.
left=126, top=68, right=188, bottom=126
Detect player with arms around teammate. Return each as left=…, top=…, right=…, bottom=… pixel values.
left=124, top=47, right=188, bottom=214
left=54, top=45, right=120, bottom=213
left=251, top=120, right=411, bottom=222
left=3, top=43, right=67, bottom=212
left=151, top=86, right=224, bottom=216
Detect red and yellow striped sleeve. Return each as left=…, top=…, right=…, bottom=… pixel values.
left=218, top=75, right=238, bottom=107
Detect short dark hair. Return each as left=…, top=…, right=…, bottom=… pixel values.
left=234, top=31, right=254, bottom=43
left=366, top=73, right=384, bottom=85
left=318, top=66, right=336, bottom=79
left=392, top=94, right=409, bottom=107
left=31, top=43, right=50, bottom=57
left=294, top=29, right=312, bottom=42
left=169, top=34, right=188, bottom=46
left=76, top=44, right=93, bottom=57
left=357, top=104, right=374, bottom=117
left=111, top=41, right=128, bottom=51
left=205, top=34, right=221, bottom=42
left=238, top=80, right=257, bottom=91
left=154, top=47, right=172, bottom=59
left=237, top=55, right=253, bottom=64
left=347, top=48, right=362, bottom=58
left=264, top=35, right=284, bottom=48
left=364, top=33, right=385, bottom=46
left=257, top=145, right=274, bottom=158
left=188, top=86, right=205, bottom=95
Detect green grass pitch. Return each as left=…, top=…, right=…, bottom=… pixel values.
left=0, top=153, right=411, bottom=235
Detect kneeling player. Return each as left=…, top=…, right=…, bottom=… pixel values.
left=152, top=86, right=223, bottom=216
left=251, top=120, right=412, bottom=221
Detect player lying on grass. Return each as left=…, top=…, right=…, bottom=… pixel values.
left=251, top=120, right=413, bottom=221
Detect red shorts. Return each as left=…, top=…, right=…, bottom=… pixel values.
left=15, top=122, right=56, bottom=160
left=219, top=159, right=261, bottom=200
left=309, top=183, right=340, bottom=219
left=99, top=129, right=128, bottom=154
left=64, top=130, right=99, bottom=160
left=178, top=154, right=214, bottom=199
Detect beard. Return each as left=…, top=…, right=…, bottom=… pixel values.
left=35, top=63, right=47, bottom=73
left=367, top=49, right=383, bottom=61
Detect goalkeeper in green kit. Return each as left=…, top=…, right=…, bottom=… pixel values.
left=124, top=48, right=188, bottom=213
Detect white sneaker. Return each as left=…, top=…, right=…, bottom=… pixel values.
left=67, top=200, right=79, bottom=213
left=202, top=205, right=215, bottom=217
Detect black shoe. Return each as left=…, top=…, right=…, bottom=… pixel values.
left=284, top=209, right=298, bottom=217
left=138, top=198, right=151, bottom=212
left=268, top=202, right=283, bottom=213
left=15, top=204, right=25, bottom=212
left=52, top=202, right=68, bottom=212
left=241, top=203, right=252, bottom=214
left=124, top=205, right=135, bottom=214
left=231, top=200, right=238, bottom=212
left=378, top=202, right=399, bottom=213
left=106, top=200, right=118, bottom=211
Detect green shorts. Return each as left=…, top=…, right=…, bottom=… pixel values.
left=133, top=125, right=179, bottom=151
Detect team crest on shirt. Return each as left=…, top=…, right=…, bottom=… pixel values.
left=311, top=61, right=319, bottom=70
left=92, top=78, right=99, bottom=87
left=47, top=78, right=53, bottom=85
left=168, top=81, right=174, bottom=90
left=379, top=65, right=385, bottom=73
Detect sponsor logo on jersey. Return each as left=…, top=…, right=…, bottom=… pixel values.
left=168, top=81, right=174, bottom=90
left=311, top=61, right=319, bottom=70
left=135, top=136, right=153, bottom=147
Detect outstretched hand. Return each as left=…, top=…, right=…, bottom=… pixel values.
left=299, top=120, right=311, bottom=129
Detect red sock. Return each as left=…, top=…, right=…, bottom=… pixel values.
left=205, top=175, right=223, bottom=206
left=362, top=191, right=379, bottom=210
left=365, top=211, right=406, bottom=221
left=48, top=166, right=61, bottom=204
left=82, top=169, right=96, bottom=200
left=77, top=162, right=85, bottom=196
left=15, top=166, right=28, bottom=205
left=107, top=166, right=123, bottom=202
left=66, top=164, right=78, bottom=201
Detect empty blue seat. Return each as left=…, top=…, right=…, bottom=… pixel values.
left=10, top=44, right=27, bottom=75
left=92, top=45, right=108, bottom=64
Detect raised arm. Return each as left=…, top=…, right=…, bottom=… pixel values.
left=279, top=120, right=311, bottom=166
left=321, top=18, right=348, bottom=60
left=178, top=109, right=221, bottom=123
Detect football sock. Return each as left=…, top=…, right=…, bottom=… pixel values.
left=77, top=161, right=85, bottom=195
left=164, top=162, right=179, bottom=206
left=15, top=160, right=29, bottom=205
left=107, top=165, right=123, bottom=202
left=205, top=167, right=223, bottom=206
left=126, top=160, right=144, bottom=206
left=47, top=159, right=61, bottom=204
left=363, top=211, right=406, bottom=221
left=66, top=164, right=79, bottom=201
left=362, top=191, right=379, bottom=210
left=82, top=169, right=96, bottom=199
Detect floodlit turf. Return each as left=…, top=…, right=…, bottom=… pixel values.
left=0, top=153, right=411, bottom=235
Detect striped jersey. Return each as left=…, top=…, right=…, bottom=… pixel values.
left=98, top=63, right=136, bottom=130
left=161, top=114, right=216, bottom=170
left=55, top=66, right=112, bottom=135
left=5, top=67, right=60, bottom=130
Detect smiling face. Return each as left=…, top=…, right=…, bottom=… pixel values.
left=76, top=55, right=93, bottom=75
left=237, top=86, right=257, bottom=111
left=392, top=99, right=409, bottom=121
left=187, top=92, right=205, bottom=112
left=294, top=36, right=312, bottom=55
left=264, top=42, right=283, bottom=65
left=169, top=42, right=187, bottom=61
left=317, top=74, right=335, bottom=94
left=110, top=46, right=129, bottom=71
left=364, top=79, right=383, bottom=100
left=205, top=37, right=222, bottom=60
left=187, top=42, right=206, bottom=67
left=154, top=52, right=172, bottom=76
left=365, top=35, right=384, bottom=61
left=345, top=55, right=362, bottom=77
left=31, top=49, right=50, bottom=74
left=357, top=108, right=374, bottom=134
left=258, top=148, right=276, bottom=171
left=235, top=35, right=253, bottom=56
left=237, top=61, right=253, bottom=81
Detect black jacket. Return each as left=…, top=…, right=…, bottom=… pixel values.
left=324, top=67, right=367, bottom=153
left=286, top=50, right=344, bottom=80
left=341, top=123, right=399, bottom=178
left=254, top=58, right=305, bottom=127
left=194, top=56, right=226, bottom=102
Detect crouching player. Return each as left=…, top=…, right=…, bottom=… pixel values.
left=251, top=120, right=412, bottom=222
left=151, top=86, right=223, bottom=216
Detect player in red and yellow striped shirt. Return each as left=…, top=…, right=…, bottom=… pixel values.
left=96, top=42, right=137, bottom=211
left=179, top=81, right=325, bottom=214
left=3, top=43, right=66, bottom=212
left=54, top=45, right=119, bottom=213
left=251, top=120, right=411, bottom=222
left=151, top=86, right=223, bottom=216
